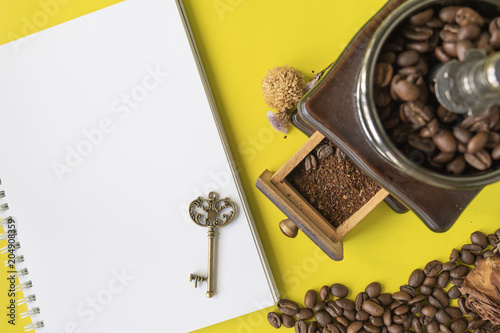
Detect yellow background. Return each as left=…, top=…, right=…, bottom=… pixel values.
left=0, top=0, right=499, bottom=332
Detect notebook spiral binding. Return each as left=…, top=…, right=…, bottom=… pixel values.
left=0, top=181, right=45, bottom=332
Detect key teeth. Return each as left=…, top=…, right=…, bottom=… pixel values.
left=189, top=274, right=207, bottom=288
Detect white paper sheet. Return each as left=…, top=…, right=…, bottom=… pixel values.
left=0, top=1, right=277, bottom=332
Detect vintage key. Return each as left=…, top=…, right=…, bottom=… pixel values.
left=188, top=192, right=236, bottom=298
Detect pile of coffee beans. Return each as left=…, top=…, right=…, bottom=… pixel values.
left=374, top=5, right=500, bottom=175
left=267, top=228, right=500, bottom=332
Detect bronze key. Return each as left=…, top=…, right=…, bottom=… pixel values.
left=189, top=192, right=235, bottom=298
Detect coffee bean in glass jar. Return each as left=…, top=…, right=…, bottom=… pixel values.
left=374, top=4, right=500, bottom=176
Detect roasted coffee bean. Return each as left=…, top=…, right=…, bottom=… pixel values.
left=268, top=312, right=281, bottom=329
left=392, top=291, right=411, bottom=302
left=280, top=219, right=299, bottom=238
left=389, top=300, right=404, bottom=311
left=297, top=308, right=314, bottom=320
left=445, top=306, right=462, bottom=320
left=437, top=271, right=450, bottom=288
left=336, top=298, right=355, bottom=311
left=393, top=305, right=409, bottom=315
left=448, top=286, right=461, bottom=299
left=447, top=156, right=466, bottom=175
left=451, top=318, right=468, bottom=333
left=379, top=51, right=396, bottom=64
left=278, top=299, right=299, bottom=315
left=483, top=250, right=495, bottom=258
left=355, top=292, right=364, bottom=311
left=450, top=248, right=460, bottom=263
left=397, top=50, right=420, bottom=67
left=378, top=293, right=393, bottom=306
left=412, top=317, right=423, bottom=333
left=331, top=283, right=350, bottom=298
left=305, top=290, right=318, bottom=308
left=467, top=131, right=489, bottom=153
left=423, top=276, right=438, bottom=287
left=451, top=264, right=469, bottom=278
left=420, top=285, right=433, bottom=295
left=456, top=7, right=484, bottom=27
left=410, top=8, right=434, bottom=26
left=453, top=127, right=472, bottom=144
left=383, top=308, right=392, bottom=327
left=305, top=155, right=317, bottom=171
left=315, top=311, right=333, bottom=326
left=363, top=322, right=380, bottom=333
left=362, top=300, right=384, bottom=317
left=474, top=255, right=483, bottom=266
left=314, top=301, right=326, bottom=312
left=440, top=29, right=458, bottom=43
left=461, top=249, right=476, bottom=264
left=426, top=321, right=440, bottom=333
left=458, top=23, right=481, bottom=40
left=493, top=144, right=500, bottom=159
left=465, top=150, right=492, bottom=170
left=422, top=305, right=437, bottom=318
left=440, top=323, right=453, bottom=333
left=370, top=315, right=384, bottom=327
left=439, top=6, right=460, bottom=23
left=427, top=17, right=444, bottom=28
left=406, top=41, right=430, bottom=53
left=488, top=233, right=500, bottom=247
left=392, top=314, right=408, bottom=325
left=365, top=282, right=382, bottom=298
left=442, top=261, right=457, bottom=271
left=424, top=260, right=442, bottom=276
left=411, top=302, right=422, bottom=314
left=457, top=297, right=468, bottom=314
left=469, top=319, right=486, bottom=330
left=471, top=231, right=489, bottom=248
left=403, top=26, right=434, bottom=41
left=347, top=321, right=363, bottom=333
left=451, top=277, right=465, bottom=286
left=435, top=46, right=452, bottom=62
left=335, top=323, right=348, bottom=333
left=435, top=309, right=452, bottom=324
left=327, top=301, right=343, bottom=317
left=432, top=151, right=455, bottom=164
left=399, top=285, right=415, bottom=297
left=409, top=294, right=425, bottom=305
left=393, top=79, right=420, bottom=102
left=428, top=295, right=442, bottom=308
left=295, top=319, right=307, bottom=333
left=336, top=316, right=350, bottom=327
left=387, top=324, right=403, bottom=333
left=401, top=101, right=434, bottom=128
left=467, top=310, right=479, bottom=319
left=320, top=285, right=330, bottom=301
left=433, top=288, right=449, bottom=307
left=282, top=313, right=295, bottom=328
left=308, top=322, right=319, bottom=333
left=420, top=118, right=439, bottom=137
left=408, top=134, right=435, bottom=153
left=461, top=244, right=482, bottom=255
left=422, top=315, right=433, bottom=325
left=433, top=130, right=457, bottom=153
left=344, top=310, right=357, bottom=322
left=323, top=323, right=339, bottom=333
left=374, top=62, right=393, bottom=88
left=356, top=310, right=370, bottom=321
left=317, top=145, right=334, bottom=160
left=443, top=42, right=458, bottom=57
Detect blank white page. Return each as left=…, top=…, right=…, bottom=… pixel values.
left=0, top=1, right=277, bottom=332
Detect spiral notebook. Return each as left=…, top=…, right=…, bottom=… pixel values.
left=0, top=0, right=278, bottom=332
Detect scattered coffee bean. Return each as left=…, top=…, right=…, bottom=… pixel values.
left=320, top=285, right=330, bottom=301
left=363, top=300, right=385, bottom=317
left=460, top=250, right=476, bottom=264
left=365, top=282, right=382, bottom=298
left=304, top=290, right=317, bottom=309
left=278, top=299, right=299, bottom=315
left=424, top=260, right=442, bottom=276
left=279, top=219, right=299, bottom=238
left=282, top=313, right=295, bottom=328
left=307, top=322, right=318, bottom=333
left=268, top=312, right=282, bottom=329
left=408, top=268, right=426, bottom=287
left=294, top=319, right=307, bottom=333
left=331, top=283, right=350, bottom=298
